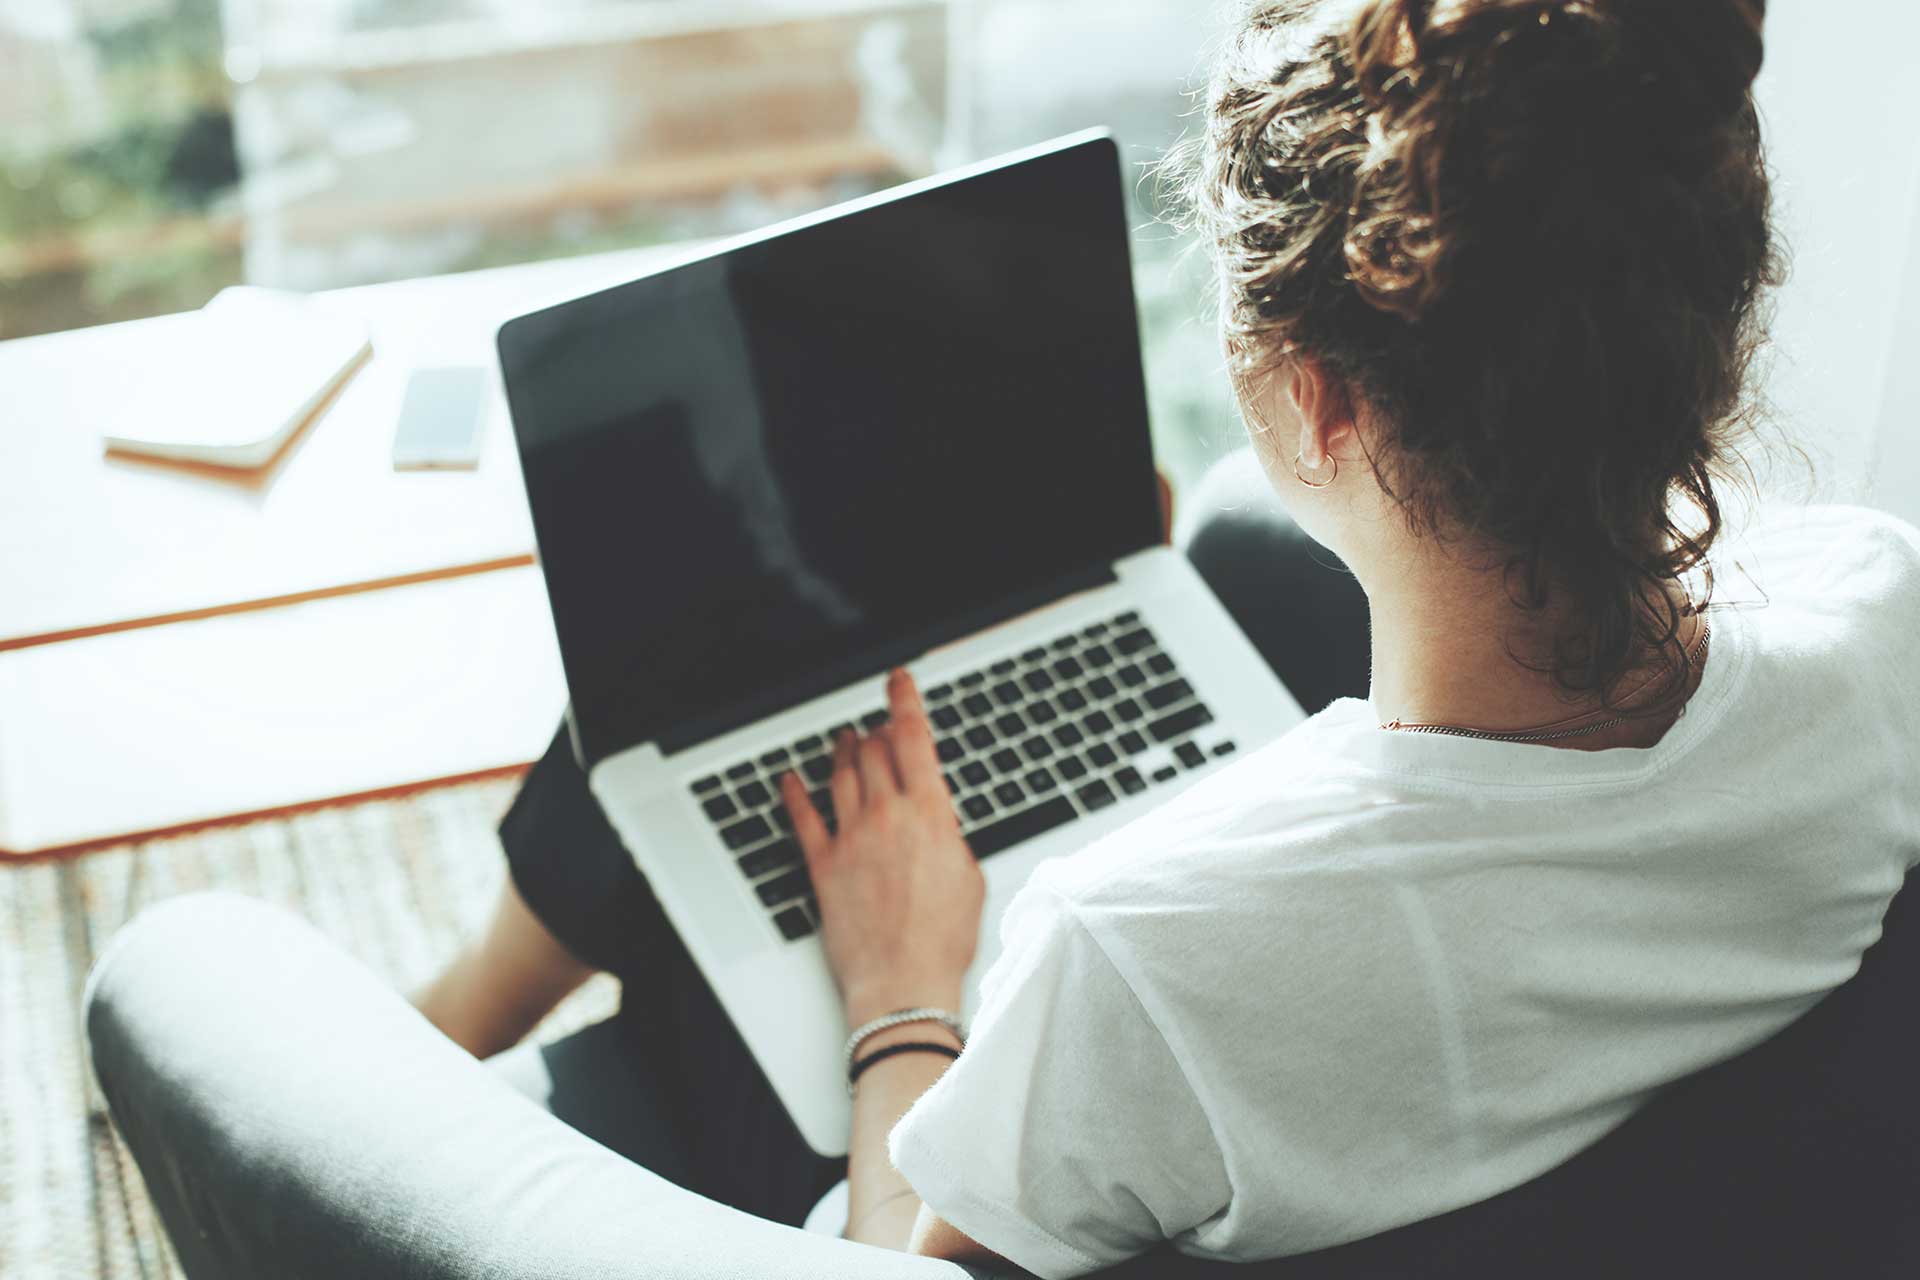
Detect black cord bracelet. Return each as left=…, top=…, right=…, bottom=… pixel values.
left=847, top=1040, right=961, bottom=1092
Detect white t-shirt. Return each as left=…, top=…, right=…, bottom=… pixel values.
left=880, top=503, right=1920, bottom=1278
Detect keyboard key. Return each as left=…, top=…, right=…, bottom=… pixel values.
left=1176, top=741, right=1208, bottom=769
left=962, top=693, right=994, bottom=718
left=1051, top=635, right=1080, bottom=651
left=1147, top=653, right=1176, bottom=676
left=829, top=722, right=856, bottom=740
left=962, top=794, right=995, bottom=822
left=945, top=771, right=959, bottom=794
left=808, top=786, right=834, bottom=816
left=771, top=807, right=795, bottom=833
left=1027, top=700, right=1059, bottom=725
left=860, top=709, right=889, bottom=730
left=1053, top=723, right=1084, bottom=748
left=967, top=795, right=1077, bottom=859
left=936, top=737, right=964, bottom=763
left=1117, top=663, right=1148, bottom=688
left=1076, top=780, right=1117, bottom=811
left=1144, top=678, right=1194, bottom=711
left=931, top=705, right=962, bottom=730
left=1082, top=622, right=1110, bottom=639
left=958, top=671, right=987, bottom=688
left=692, top=775, right=723, bottom=795
left=995, top=712, right=1027, bottom=737
left=1025, top=767, right=1058, bottom=794
left=1087, top=742, right=1118, bottom=768
left=722, top=815, right=772, bottom=850
left=793, top=734, right=824, bottom=755
left=1113, top=698, right=1145, bottom=723
left=994, top=781, right=1025, bottom=807
left=1057, top=754, right=1089, bottom=781
left=1118, top=731, right=1148, bottom=755
left=1115, top=767, right=1147, bottom=796
left=739, top=840, right=802, bottom=878
left=774, top=907, right=814, bottom=941
left=757, top=868, right=810, bottom=907
left=802, top=756, right=834, bottom=784
left=925, top=683, right=954, bottom=702
left=965, top=726, right=996, bottom=751
left=1152, top=765, right=1178, bottom=783
left=1114, top=628, right=1155, bottom=656
left=960, top=761, right=991, bottom=788
left=1150, top=704, right=1216, bottom=743
left=990, top=748, right=1024, bottom=775
left=758, top=748, right=791, bottom=769
left=1115, top=610, right=1140, bottom=625
left=1023, top=669, right=1055, bottom=693
left=1212, top=741, right=1239, bottom=758
left=1083, top=710, right=1114, bottom=735
left=991, top=681, right=1024, bottom=706
left=1058, top=687, right=1088, bottom=712
left=1020, top=647, right=1048, bottom=663
left=725, top=762, right=757, bottom=782
left=990, top=659, right=1017, bottom=676
left=703, top=795, right=738, bottom=823
left=1052, top=656, right=1085, bottom=680
left=1020, top=735, right=1054, bottom=761
left=1082, top=644, right=1114, bottom=668
left=1087, top=675, right=1118, bottom=700
left=737, top=781, right=771, bottom=808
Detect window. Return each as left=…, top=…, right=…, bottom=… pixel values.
left=2, top=0, right=1242, bottom=491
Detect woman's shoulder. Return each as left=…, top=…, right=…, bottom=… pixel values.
left=1725, top=502, right=1920, bottom=603
left=1716, top=502, right=1920, bottom=661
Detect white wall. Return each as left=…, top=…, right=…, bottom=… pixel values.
left=1752, top=2, right=1920, bottom=522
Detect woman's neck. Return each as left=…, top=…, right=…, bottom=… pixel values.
left=1361, top=549, right=1706, bottom=751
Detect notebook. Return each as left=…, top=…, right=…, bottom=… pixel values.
left=103, top=286, right=372, bottom=469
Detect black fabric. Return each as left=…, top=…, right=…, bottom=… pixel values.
left=1185, top=508, right=1372, bottom=714
left=501, top=732, right=844, bottom=1228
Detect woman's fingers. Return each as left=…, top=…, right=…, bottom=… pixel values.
left=830, top=729, right=864, bottom=817
left=856, top=727, right=901, bottom=800
left=780, top=771, right=831, bottom=863
left=884, top=668, right=944, bottom=797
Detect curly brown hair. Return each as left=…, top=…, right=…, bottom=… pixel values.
left=1166, top=0, right=1783, bottom=709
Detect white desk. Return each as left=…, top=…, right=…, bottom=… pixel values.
left=0, top=246, right=685, bottom=856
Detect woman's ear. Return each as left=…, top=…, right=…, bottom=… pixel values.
left=1288, top=359, right=1355, bottom=469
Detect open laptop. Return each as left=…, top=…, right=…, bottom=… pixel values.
left=498, top=131, right=1305, bottom=1155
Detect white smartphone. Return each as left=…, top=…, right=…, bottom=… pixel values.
left=392, top=366, right=488, bottom=470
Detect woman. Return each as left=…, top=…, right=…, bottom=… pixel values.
left=418, top=0, right=1920, bottom=1273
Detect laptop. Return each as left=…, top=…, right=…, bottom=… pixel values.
left=498, top=131, right=1306, bottom=1155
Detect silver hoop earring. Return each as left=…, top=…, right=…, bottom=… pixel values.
left=1292, top=451, right=1337, bottom=489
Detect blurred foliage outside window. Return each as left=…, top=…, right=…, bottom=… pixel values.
left=0, top=0, right=1244, bottom=491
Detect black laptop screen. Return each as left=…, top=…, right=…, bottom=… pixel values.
left=500, top=137, right=1161, bottom=766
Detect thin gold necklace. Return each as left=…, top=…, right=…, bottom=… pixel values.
left=1381, top=620, right=1711, bottom=744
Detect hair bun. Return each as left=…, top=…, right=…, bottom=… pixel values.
left=1351, top=0, right=1767, bottom=123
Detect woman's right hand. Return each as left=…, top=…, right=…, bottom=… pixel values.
left=780, top=668, right=986, bottom=1027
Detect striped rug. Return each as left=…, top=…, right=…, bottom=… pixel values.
left=0, top=779, right=621, bottom=1280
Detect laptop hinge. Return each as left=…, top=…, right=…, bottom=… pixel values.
left=653, top=560, right=1120, bottom=758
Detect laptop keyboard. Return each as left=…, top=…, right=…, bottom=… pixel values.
left=686, top=610, right=1236, bottom=943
